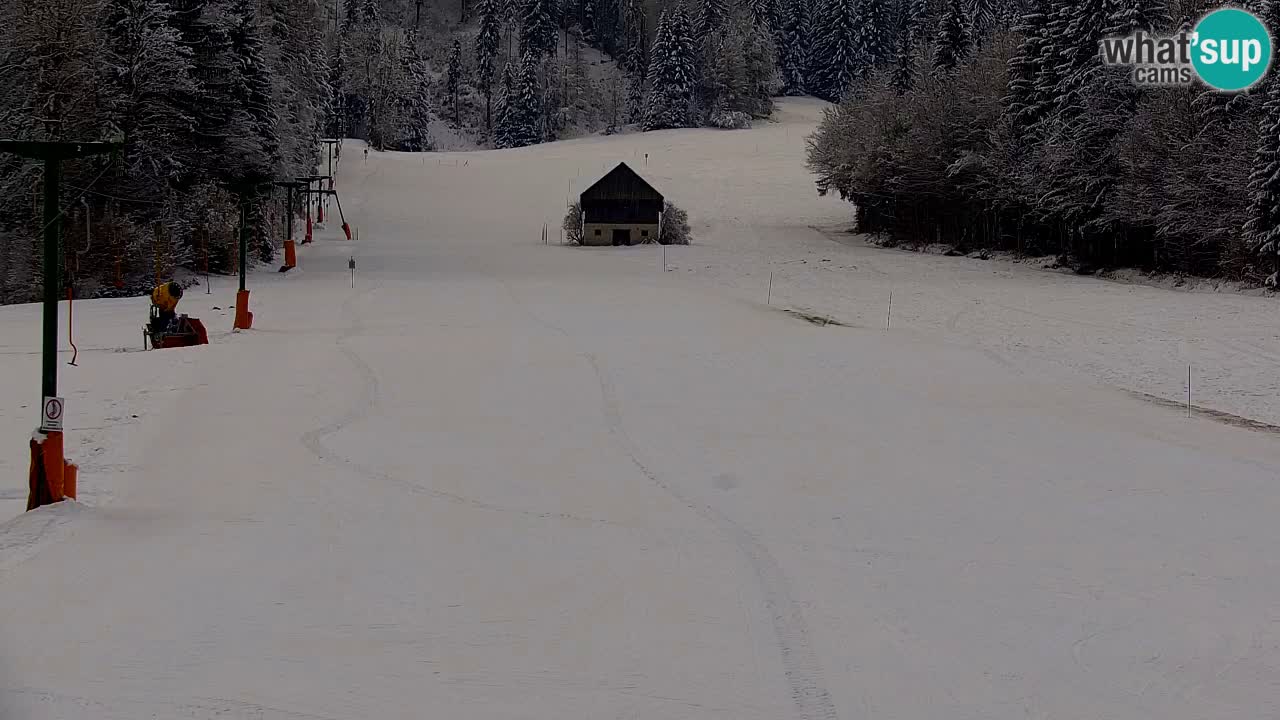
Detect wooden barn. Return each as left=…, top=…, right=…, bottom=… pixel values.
left=579, top=162, right=664, bottom=246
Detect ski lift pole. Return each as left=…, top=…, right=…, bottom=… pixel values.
left=330, top=190, right=347, bottom=225
left=328, top=189, right=353, bottom=240
left=223, top=178, right=270, bottom=330
left=274, top=180, right=303, bottom=270
left=0, top=139, right=118, bottom=510
left=0, top=141, right=115, bottom=418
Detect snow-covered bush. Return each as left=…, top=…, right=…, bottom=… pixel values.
left=660, top=201, right=691, bottom=245
left=563, top=202, right=584, bottom=245
left=708, top=110, right=752, bottom=130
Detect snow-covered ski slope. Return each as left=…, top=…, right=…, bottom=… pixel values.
left=2, top=98, right=1279, bottom=719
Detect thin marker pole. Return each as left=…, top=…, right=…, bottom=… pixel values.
left=202, top=230, right=211, bottom=294
left=886, top=291, right=893, bottom=329
left=767, top=271, right=773, bottom=305
left=1188, top=365, right=1192, bottom=418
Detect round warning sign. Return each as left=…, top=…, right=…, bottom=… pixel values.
left=42, top=396, right=64, bottom=431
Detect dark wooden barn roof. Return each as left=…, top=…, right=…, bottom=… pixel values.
left=580, top=162, right=664, bottom=204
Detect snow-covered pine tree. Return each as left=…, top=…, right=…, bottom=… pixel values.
left=809, top=0, right=862, bottom=101
left=690, top=6, right=775, bottom=121
left=1004, top=0, right=1049, bottom=125
left=621, top=0, right=647, bottom=72
left=500, top=0, right=521, bottom=58
left=359, top=0, right=380, bottom=25
left=476, top=0, right=502, bottom=130
left=401, top=33, right=433, bottom=150
left=907, top=0, right=930, bottom=33
left=224, top=0, right=279, bottom=260
left=558, top=0, right=577, bottom=32
left=0, top=0, right=337, bottom=300
left=698, top=15, right=748, bottom=117
left=226, top=0, right=280, bottom=181
left=1104, top=0, right=1169, bottom=36
left=779, top=0, right=810, bottom=95
left=933, top=0, right=972, bottom=72
left=996, top=0, right=1024, bottom=30
left=364, top=29, right=412, bottom=150
left=507, top=51, right=542, bottom=146
left=593, top=0, right=622, bottom=55
left=1054, top=0, right=1111, bottom=117
left=969, top=0, right=999, bottom=43
left=1246, top=0, right=1280, bottom=284
left=523, top=0, right=559, bottom=57
left=889, top=12, right=917, bottom=92
left=263, top=0, right=332, bottom=178
left=328, top=35, right=348, bottom=137
left=1049, top=0, right=1149, bottom=239
left=626, top=71, right=645, bottom=122
left=581, top=0, right=598, bottom=45
left=538, top=55, right=564, bottom=139
left=750, top=0, right=778, bottom=36
left=855, top=0, right=893, bottom=68
left=446, top=39, right=463, bottom=122
left=99, top=0, right=197, bottom=187
left=494, top=61, right=516, bottom=146
left=168, top=0, right=241, bottom=184
left=742, top=14, right=777, bottom=116
left=644, top=5, right=698, bottom=129
left=645, top=9, right=670, bottom=89
left=1030, top=0, right=1072, bottom=122
left=696, top=0, right=729, bottom=37
left=344, top=0, right=363, bottom=28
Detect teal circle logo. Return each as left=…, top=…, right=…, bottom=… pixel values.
left=1192, top=8, right=1272, bottom=91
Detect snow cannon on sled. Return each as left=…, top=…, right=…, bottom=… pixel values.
left=143, top=281, right=209, bottom=350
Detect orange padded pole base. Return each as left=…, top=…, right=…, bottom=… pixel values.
left=64, top=462, right=77, bottom=500
left=234, top=289, right=254, bottom=330
left=284, top=240, right=297, bottom=269
left=27, top=431, right=66, bottom=511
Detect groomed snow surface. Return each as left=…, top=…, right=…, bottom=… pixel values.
left=2, top=98, right=1279, bottom=719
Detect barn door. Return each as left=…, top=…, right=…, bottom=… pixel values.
left=612, top=228, right=631, bottom=246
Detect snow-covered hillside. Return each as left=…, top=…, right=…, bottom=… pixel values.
left=2, top=98, right=1279, bottom=720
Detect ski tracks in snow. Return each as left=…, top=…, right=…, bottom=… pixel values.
left=298, top=287, right=619, bottom=528
left=589, top=354, right=841, bottom=720
left=2, top=687, right=346, bottom=720
left=305, top=278, right=841, bottom=720
left=504, top=281, right=841, bottom=720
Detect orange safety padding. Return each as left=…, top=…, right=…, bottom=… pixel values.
left=234, top=290, right=254, bottom=330
left=342, top=223, right=352, bottom=241
left=284, top=240, right=297, bottom=268
left=27, top=438, right=48, bottom=511
left=43, top=431, right=64, bottom=502
left=64, top=462, right=77, bottom=500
